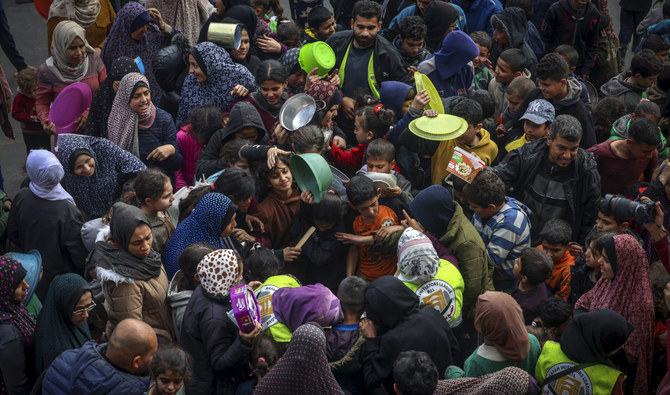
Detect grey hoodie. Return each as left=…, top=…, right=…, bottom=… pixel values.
left=167, top=270, right=193, bottom=341
left=600, top=72, right=647, bottom=113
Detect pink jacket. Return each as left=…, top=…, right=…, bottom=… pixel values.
left=175, top=126, right=204, bottom=189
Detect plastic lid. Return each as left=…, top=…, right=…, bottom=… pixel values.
left=299, top=42, right=336, bottom=77
left=408, top=114, right=468, bottom=141
left=312, top=42, right=336, bottom=69
left=414, top=72, right=445, bottom=114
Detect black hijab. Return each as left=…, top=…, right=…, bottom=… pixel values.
left=560, top=309, right=634, bottom=364
left=423, top=2, right=459, bottom=53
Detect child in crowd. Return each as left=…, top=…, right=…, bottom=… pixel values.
left=11, top=66, right=47, bottom=153
left=554, top=45, right=591, bottom=108
left=222, top=139, right=253, bottom=173
left=463, top=170, right=531, bottom=291
left=431, top=99, right=499, bottom=184
left=601, top=49, right=664, bottom=112
left=488, top=48, right=529, bottom=122
left=568, top=231, right=617, bottom=305
left=529, top=296, right=573, bottom=343
left=277, top=21, right=303, bottom=49
left=595, top=198, right=634, bottom=234
left=238, top=60, right=290, bottom=133
left=336, top=175, right=403, bottom=281
left=395, top=16, right=431, bottom=76
left=329, top=105, right=395, bottom=171
left=608, top=100, right=667, bottom=159
left=538, top=219, right=575, bottom=301
left=252, top=0, right=284, bottom=30
left=393, top=351, right=438, bottom=395
left=168, top=243, right=213, bottom=340
left=496, top=77, right=541, bottom=150
left=175, top=105, right=222, bottom=190
left=304, top=6, right=336, bottom=43
left=649, top=65, right=670, bottom=111
left=593, top=96, right=627, bottom=142
left=148, top=346, right=192, bottom=395
left=236, top=335, right=281, bottom=394
left=511, top=248, right=553, bottom=325
left=470, top=31, right=493, bottom=90
left=326, top=276, right=367, bottom=392
left=641, top=34, right=670, bottom=64
left=591, top=12, right=623, bottom=90
left=128, top=169, right=175, bottom=256
left=505, top=99, right=555, bottom=152
left=360, top=138, right=413, bottom=205
left=490, top=7, right=537, bottom=76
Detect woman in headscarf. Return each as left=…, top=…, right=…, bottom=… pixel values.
left=181, top=249, right=262, bottom=394
left=535, top=309, right=633, bottom=394
left=255, top=323, right=343, bottom=394
left=422, top=1, right=461, bottom=53
left=281, top=47, right=304, bottom=95
left=7, top=150, right=89, bottom=300
left=145, top=0, right=199, bottom=45
left=37, top=20, right=107, bottom=135
left=464, top=291, right=541, bottom=377
left=101, top=2, right=178, bottom=106
left=83, top=56, right=139, bottom=138
left=34, top=273, right=93, bottom=375
left=221, top=6, right=262, bottom=75
left=47, top=0, right=115, bottom=53
left=575, top=234, right=655, bottom=394
left=176, top=41, right=256, bottom=125
left=0, top=255, right=35, bottom=395
left=304, top=80, right=343, bottom=144
left=58, top=133, right=146, bottom=219
left=107, top=72, right=183, bottom=177
left=162, top=193, right=240, bottom=279
left=86, top=202, right=174, bottom=342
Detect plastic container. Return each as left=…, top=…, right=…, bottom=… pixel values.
left=230, top=285, right=261, bottom=333
left=414, top=72, right=445, bottom=114
left=408, top=114, right=468, bottom=141
left=290, top=153, right=333, bottom=203
left=299, top=42, right=336, bottom=77
left=48, top=82, right=93, bottom=134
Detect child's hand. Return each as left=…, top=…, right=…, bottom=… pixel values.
left=3, top=200, right=10, bottom=211
left=373, top=225, right=401, bottom=242
left=484, top=58, right=493, bottom=71
left=335, top=232, right=371, bottom=245
left=495, top=123, right=507, bottom=139
left=340, top=97, right=356, bottom=119
left=256, top=35, right=282, bottom=54
left=328, top=69, right=340, bottom=87
left=304, top=67, right=321, bottom=91
left=381, top=186, right=402, bottom=198
left=233, top=228, right=255, bottom=243
left=332, top=135, right=346, bottom=149
left=267, top=146, right=292, bottom=169
left=248, top=280, right=262, bottom=291
left=273, top=124, right=289, bottom=145
left=300, top=189, right=314, bottom=204
left=239, top=320, right=262, bottom=343
left=230, top=84, right=249, bottom=97
left=568, top=242, right=583, bottom=257
left=401, top=209, right=423, bottom=231
left=423, top=109, right=438, bottom=118
left=360, top=318, right=377, bottom=338
left=43, top=120, right=56, bottom=135
left=147, top=144, right=175, bottom=161
left=246, top=214, right=265, bottom=233
left=411, top=89, right=430, bottom=110
left=283, top=246, right=302, bottom=262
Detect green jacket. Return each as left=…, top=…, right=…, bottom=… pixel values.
left=435, top=204, right=494, bottom=320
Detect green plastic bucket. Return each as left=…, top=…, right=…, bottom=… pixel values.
left=298, top=42, right=336, bottom=77
left=290, top=153, right=333, bottom=203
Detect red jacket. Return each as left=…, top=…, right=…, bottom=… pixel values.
left=329, top=142, right=367, bottom=171
left=11, top=92, right=41, bottom=132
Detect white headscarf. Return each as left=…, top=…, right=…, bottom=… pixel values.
left=396, top=228, right=440, bottom=284
left=48, top=0, right=101, bottom=28
left=26, top=150, right=76, bottom=206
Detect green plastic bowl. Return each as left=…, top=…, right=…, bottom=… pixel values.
left=299, top=42, right=336, bottom=77
left=290, top=153, right=333, bottom=203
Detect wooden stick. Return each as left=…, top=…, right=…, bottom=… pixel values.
left=296, top=226, right=316, bottom=248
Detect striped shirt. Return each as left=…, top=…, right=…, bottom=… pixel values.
left=472, top=198, right=532, bottom=285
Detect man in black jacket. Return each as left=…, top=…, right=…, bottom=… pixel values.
left=492, top=114, right=601, bottom=245
left=327, top=0, right=410, bottom=140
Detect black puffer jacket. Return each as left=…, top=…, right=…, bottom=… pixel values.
left=153, top=35, right=190, bottom=122
left=490, top=7, right=537, bottom=77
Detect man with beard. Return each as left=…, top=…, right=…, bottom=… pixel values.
left=42, top=319, right=158, bottom=394
left=327, top=0, right=410, bottom=142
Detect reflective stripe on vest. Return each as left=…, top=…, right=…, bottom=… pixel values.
left=254, top=275, right=300, bottom=342
left=403, top=259, right=464, bottom=328
left=338, top=41, right=380, bottom=99
left=535, top=341, right=621, bottom=395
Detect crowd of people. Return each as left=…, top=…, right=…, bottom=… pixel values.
left=1, top=0, right=670, bottom=393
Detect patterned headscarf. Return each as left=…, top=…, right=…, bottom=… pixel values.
left=108, top=72, right=148, bottom=157
left=176, top=42, right=256, bottom=125
left=197, top=249, right=239, bottom=296
left=162, top=193, right=238, bottom=279
left=396, top=228, right=439, bottom=284
left=48, top=0, right=101, bottom=28
left=100, top=2, right=169, bottom=105
left=47, top=21, right=95, bottom=83
left=84, top=56, right=140, bottom=138
left=255, top=323, right=344, bottom=395
left=575, top=234, right=655, bottom=394
left=305, top=80, right=341, bottom=128
left=58, top=134, right=146, bottom=219
left=26, top=149, right=76, bottom=206
left=280, top=47, right=301, bottom=75
left=145, top=0, right=199, bottom=45
left=434, top=367, right=533, bottom=394
left=0, top=256, right=35, bottom=346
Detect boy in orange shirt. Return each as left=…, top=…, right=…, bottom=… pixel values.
left=537, top=219, right=575, bottom=301
left=336, top=176, right=404, bottom=281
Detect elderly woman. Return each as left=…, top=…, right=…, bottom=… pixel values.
left=37, top=20, right=107, bottom=136
left=101, top=2, right=178, bottom=105
left=47, top=0, right=116, bottom=54
left=176, top=41, right=255, bottom=125
left=7, top=150, right=89, bottom=300
left=107, top=72, right=183, bottom=177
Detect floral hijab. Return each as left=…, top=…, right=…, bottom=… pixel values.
left=108, top=72, right=148, bottom=157
left=0, top=256, right=35, bottom=346
left=48, top=20, right=95, bottom=83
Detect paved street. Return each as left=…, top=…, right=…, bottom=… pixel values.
left=0, top=0, right=640, bottom=197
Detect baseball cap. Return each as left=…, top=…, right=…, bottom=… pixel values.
left=520, top=99, right=555, bottom=125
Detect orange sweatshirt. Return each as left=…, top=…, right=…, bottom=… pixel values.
left=537, top=246, right=574, bottom=301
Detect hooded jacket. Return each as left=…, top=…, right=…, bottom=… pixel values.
left=608, top=114, right=668, bottom=161
left=513, top=81, right=597, bottom=149
left=194, top=101, right=268, bottom=178
left=488, top=68, right=531, bottom=123
left=600, top=72, right=648, bottom=113
left=491, top=139, right=601, bottom=244
left=453, top=0, right=503, bottom=35
left=490, top=7, right=537, bottom=77
left=540, top=0, right=599, bottom=76
left=167, top=270, right=192, bottom=340
left=360, top=276, right=457, bottom=392
left=538, top=245, right=575, bottom=301
left=393, top=38, right=432, bottom=70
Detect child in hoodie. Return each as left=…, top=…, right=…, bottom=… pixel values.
left=607, top=100, right=667, bottom=160
left=396, top=16, right=432, bottom=76
left=470, top=32, right=494, bottom=90
left=359, top=138, right=414, bottom=205
left=537, top=219, right=575, bottom=301
left=554, top=45, right=591, bottom=109
left=417, top=31, right=479, bottom=98
left=490, top=6, right=537, bottom=77
left=462, top=170, right=531, bottom=291
left=601, top=49, right=663, bottom=112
